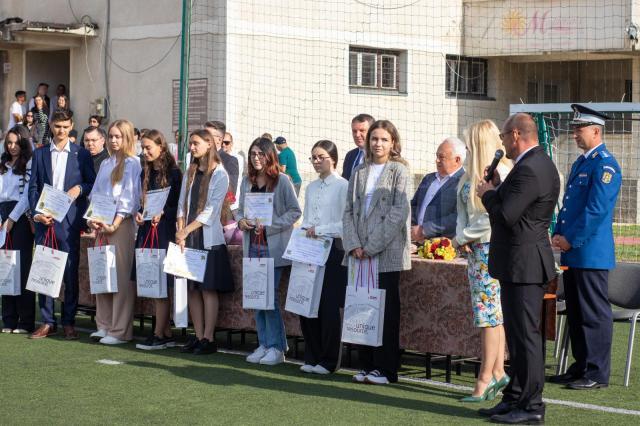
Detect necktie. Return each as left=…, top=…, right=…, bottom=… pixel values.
left=352, top=150, right=362, bottom=174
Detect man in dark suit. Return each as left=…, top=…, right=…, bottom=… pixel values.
left=342, top=113, right=375, bottom=181
left=477, top=113, right=560, bottom=424
left=28, top=110, right=96, bottom=340
left=204, top=120, right=239, bottom=196
left=410, top=137, right=465, bottom=241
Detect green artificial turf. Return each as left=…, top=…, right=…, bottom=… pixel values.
left=1, top=317, right=639, bottom=425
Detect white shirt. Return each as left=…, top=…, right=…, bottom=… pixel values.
left=583, top=143, right=603, bottom=159
left=514, top=145, right=537, bottom=164
left=417, top=167, right=462, bottom=225
left=302, top=171, right=349, bottom=238
left=50, top=140, right=71, bottom=191
left=8, top=101, right=26, bottom=130
left=352, top=149, right=365, bottom=174
left=365, top=163, right=386, bottom=213
left=91, top=155, right=142, bottom=217
left=0, top=160, right=32, bottom=222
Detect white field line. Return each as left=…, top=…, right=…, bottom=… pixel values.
left=66, top=325, right=640, bottom=417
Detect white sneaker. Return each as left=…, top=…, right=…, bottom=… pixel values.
left=90, top=329, right=108, bottom=340
left=1, top=328, right=12, bottom=333
left=364, top=370, right=389, bottom=385
left=352, top=370, right=367, bottom=383
left=259, top=348, right=285, bottom=365
left=12, top=329, right=29, bottom=334
left=99, top=335, right=127, bottom=345
left=300, top=364, right=315, bottom=373
left=246, top=346, right=267, bottom=363
left=312, top=364, right=331, bottom=375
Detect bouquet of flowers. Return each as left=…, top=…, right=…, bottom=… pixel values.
left=417, top=237, right=457, bottom=260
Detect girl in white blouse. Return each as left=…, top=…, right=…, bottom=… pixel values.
left=0, top=126, right=35, bottom=334
left=175, top=129, right=234, bottom=355
left=87, top=119, right=142, bottom=345
left=298, top=140, right=348, bottom=375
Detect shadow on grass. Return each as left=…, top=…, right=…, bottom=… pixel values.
left=123, top=354, right=479, bottom=420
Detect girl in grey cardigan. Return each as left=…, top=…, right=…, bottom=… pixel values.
left=342, top=120, right=411, bottom=385
left=237, top=137, right=301, bottom=366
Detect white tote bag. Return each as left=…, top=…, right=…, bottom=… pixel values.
left=173, top=277, right=189, bottom=328
left=88, top=234, right=118, bottom=294
left=285, top=262, right=325, bottom=318
left=341, top=256, right=385, bottom=347
left=0, top=235, right=21, bottom=296
left=26, top=228, right=68, bottom=298
left=242, top=257, right=275, bottom=310
left=135, top=226, right=167, bottom=298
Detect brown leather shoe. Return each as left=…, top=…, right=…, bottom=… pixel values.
left=30, top=324, right=56, bottom=339
left=63, top=325, right=79, bottom=340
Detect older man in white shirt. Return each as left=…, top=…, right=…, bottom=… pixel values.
left=410, top=137, right=466, bottom=241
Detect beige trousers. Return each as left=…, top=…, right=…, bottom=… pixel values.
left=95, top=217, right=136, bottom=341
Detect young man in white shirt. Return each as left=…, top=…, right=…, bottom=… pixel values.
left=8, top=90, right=27, bottom=131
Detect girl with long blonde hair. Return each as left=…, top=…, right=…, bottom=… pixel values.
left=455, top=119, right=512, bottom=401
left=88, top=119, right=142, bottom=345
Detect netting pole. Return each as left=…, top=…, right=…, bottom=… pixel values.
left=534, top=113, right=558, bottom=233
left=178, top=0, right=192, bottom=172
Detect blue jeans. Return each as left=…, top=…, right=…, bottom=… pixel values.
left=249, top=243, right=287, bottom=351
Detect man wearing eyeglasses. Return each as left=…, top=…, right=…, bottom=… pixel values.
left=222, top=132, right=244, bottom=210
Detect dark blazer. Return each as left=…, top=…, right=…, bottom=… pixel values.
left=482, top=146, right=560, bottom=284
left=410, top=168, right=464, bottom=239
left=219, top=149, right=239, bottom=196
left=341, top=147, right=360, bottom=181
left=28, top=142, right=96, bottom=245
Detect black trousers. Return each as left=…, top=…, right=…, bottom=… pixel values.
left=299, top=243, right=347, bottom=371
left=357, top=271, right=401, bottom=382
left=564, top=268, right=612, bottom=383
left=1, top=204, right=35, bottom=331
left=500, top=282, right=545, bottom=414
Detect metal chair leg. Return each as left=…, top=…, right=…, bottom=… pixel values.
left=556, top=319, right=570, bottom=375
left=624, top=312, right=639, bottom=387
left=554, top=315, right=565, bottom=359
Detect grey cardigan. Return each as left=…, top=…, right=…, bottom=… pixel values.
left=237, top=173, right=302, bottom=267
left=342, top=161, right=412, bottom=273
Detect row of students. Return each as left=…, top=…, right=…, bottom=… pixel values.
left=2, top=112, right=411, bottom=385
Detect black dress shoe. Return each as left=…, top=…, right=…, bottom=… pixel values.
left=180, top=336, right=200, bottom=353
left=566, top=378, right=608, bottom=390
left=547, top=372, right=579, bottom=384
left=478, top=402, right=514, bottom=417
left=490, top=408, right=544, bottom=424
left=193, top=338, right=218, bottom=355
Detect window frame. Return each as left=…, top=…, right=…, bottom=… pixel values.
left=445, top=55, right=489, bottom=99
left=349, top=47, right=402, bottom=92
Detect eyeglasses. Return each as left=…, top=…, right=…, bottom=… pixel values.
left=250, top=151, right=266, bottom=159
left=222, top=140, right=232, bottom=145
left=309, top=155, right=330, bottom=163
left=499, top=129, right=514, bottom=140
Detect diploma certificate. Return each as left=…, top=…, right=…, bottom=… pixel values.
left=163, top=242, right=208, bottom=283
left=84, top=194, right=118, bottom=225
left=283, top=228, right=332, bottom=266
left=35, top=184, right=73, bottom=223
left=142, top=187, right=171, bottom=221
left=244, top=193, right=274, bottom=226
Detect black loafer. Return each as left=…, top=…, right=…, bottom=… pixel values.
left=566, top=378, right=608, bottom=390
left=478, top=402, right=515, bottom=417
left=547, top=372, right=579, bottom=384
left=180, top=336, right=200, bottom=353
left=490, top=408, right=544, bottom=424
left=193, top=338, right=218, bottom=355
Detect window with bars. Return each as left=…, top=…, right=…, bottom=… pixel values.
left=445, top=55, right=488, bottom=97
left=349, top=47, right=404, bottom=92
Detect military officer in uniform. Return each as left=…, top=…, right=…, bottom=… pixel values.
left=550, top=104, right=622, bottom=390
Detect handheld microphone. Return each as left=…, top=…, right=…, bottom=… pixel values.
left=484, top=149, right=505, bottom=182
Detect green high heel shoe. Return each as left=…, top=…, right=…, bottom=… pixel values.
left=493, top=374, right=511, bottom=396
left=460, top=377, right=497, bottom=402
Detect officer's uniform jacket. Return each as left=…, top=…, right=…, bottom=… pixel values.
left=554, top=143, right=621, bottom=269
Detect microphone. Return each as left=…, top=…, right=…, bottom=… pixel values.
left=484, top=149, right=505, bottom=182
